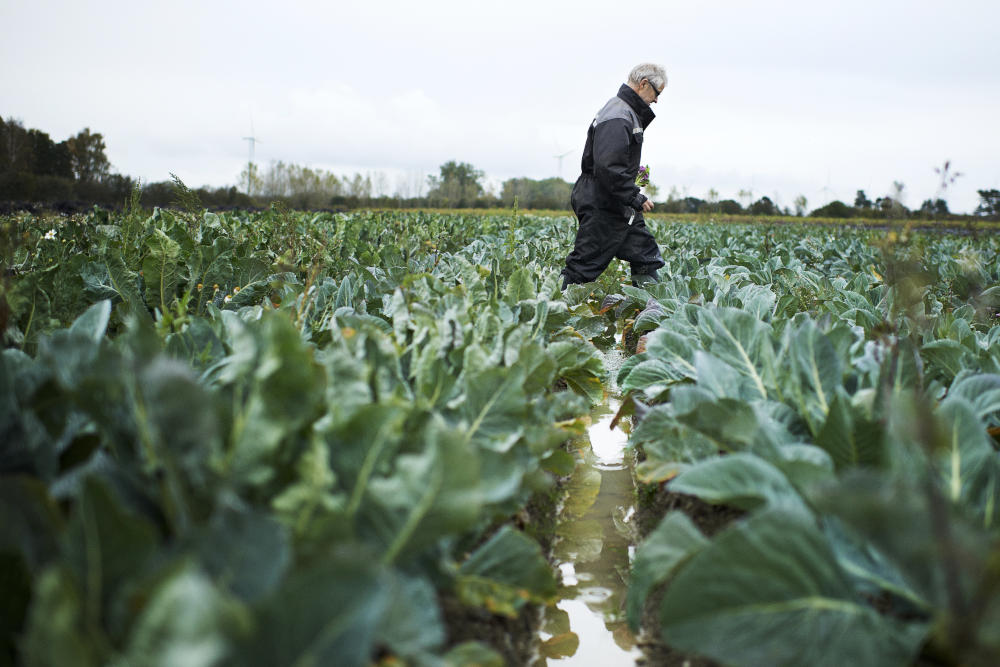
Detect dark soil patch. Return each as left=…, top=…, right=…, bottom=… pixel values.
left=440, top=472, right=566, bottom=664
left=633, top=484, right=745, bottom=667
left=439, top=593, right=540, bottom=665
left=636, top=485, right=744, bottom=539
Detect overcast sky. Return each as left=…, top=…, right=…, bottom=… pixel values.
left=3, top=0, right=998, bottom=212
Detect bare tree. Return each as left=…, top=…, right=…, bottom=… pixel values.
left=738, top=188, right=754, bottom=210
left=372, top=171, right=390, bottom=198
left=393, top=172, right=413, bottom=199
left=346, top=172, right=372, bottom=202
left=251, top=160, right=344, bottom=207
left=408, top=170, right=428, bottom=198
left=259, top=160, right=290, bottom=198
left=239, top=162, right=261, bottom=198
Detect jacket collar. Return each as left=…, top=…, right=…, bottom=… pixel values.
left=617, top=84, right=655, bottom=129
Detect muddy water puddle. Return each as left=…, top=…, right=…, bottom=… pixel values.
left=533, top=396, right=640, bottom=666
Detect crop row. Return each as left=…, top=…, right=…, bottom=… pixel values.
left=611, top=223, right=1000, bottom=665
left=1, top=208, right=616, bottom=666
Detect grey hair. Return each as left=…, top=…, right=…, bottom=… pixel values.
left=628, top=63, right=667, bottom=91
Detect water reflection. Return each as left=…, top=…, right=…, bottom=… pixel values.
left=534, top=400, right=640, bottom=666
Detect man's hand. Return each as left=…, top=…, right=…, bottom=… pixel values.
left=642, top=199, right=654, bottom=212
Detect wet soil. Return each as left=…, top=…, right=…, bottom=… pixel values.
left=440, top=593, right=540, bottom=665
left=635, top=485, right=745, bottom=540
left=440, top=475, right=565, bottom=664
left=633, top=484, right=745, bottom=667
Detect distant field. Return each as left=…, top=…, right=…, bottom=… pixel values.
left=359, top=206, right=1000, bottom=229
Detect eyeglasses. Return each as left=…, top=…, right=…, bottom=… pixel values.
left=645, top=79, right=662, bottom=100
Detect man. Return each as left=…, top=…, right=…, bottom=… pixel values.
left=561, top=63, right=667, bottom=289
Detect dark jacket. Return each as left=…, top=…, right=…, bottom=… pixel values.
left=572, top=84, right=655, bottom=218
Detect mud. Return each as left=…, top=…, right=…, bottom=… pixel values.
left=440, top=469, right=565, bottom=664
left=633, top=484, right=744, bottom=667
left=441, top=592, right=541, bottom=665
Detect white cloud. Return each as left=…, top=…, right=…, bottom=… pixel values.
left=2, top=0, right=998, bottom=211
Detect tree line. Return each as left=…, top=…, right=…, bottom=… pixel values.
left=2, top=116, right=998, bottom=219
left=0, top=116, right=255, bottom=211
left=0, top=117, right=135, bottom=206
left=0, top=117, right=565, bottom=211
left=238, top=159, right=573, bottom=210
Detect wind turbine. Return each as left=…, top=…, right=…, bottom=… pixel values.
left=819, top=167, right=833, bottom=205
left=242, top=120, right=261, bottom=196
left=554, top=149, right=572, bottom=180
